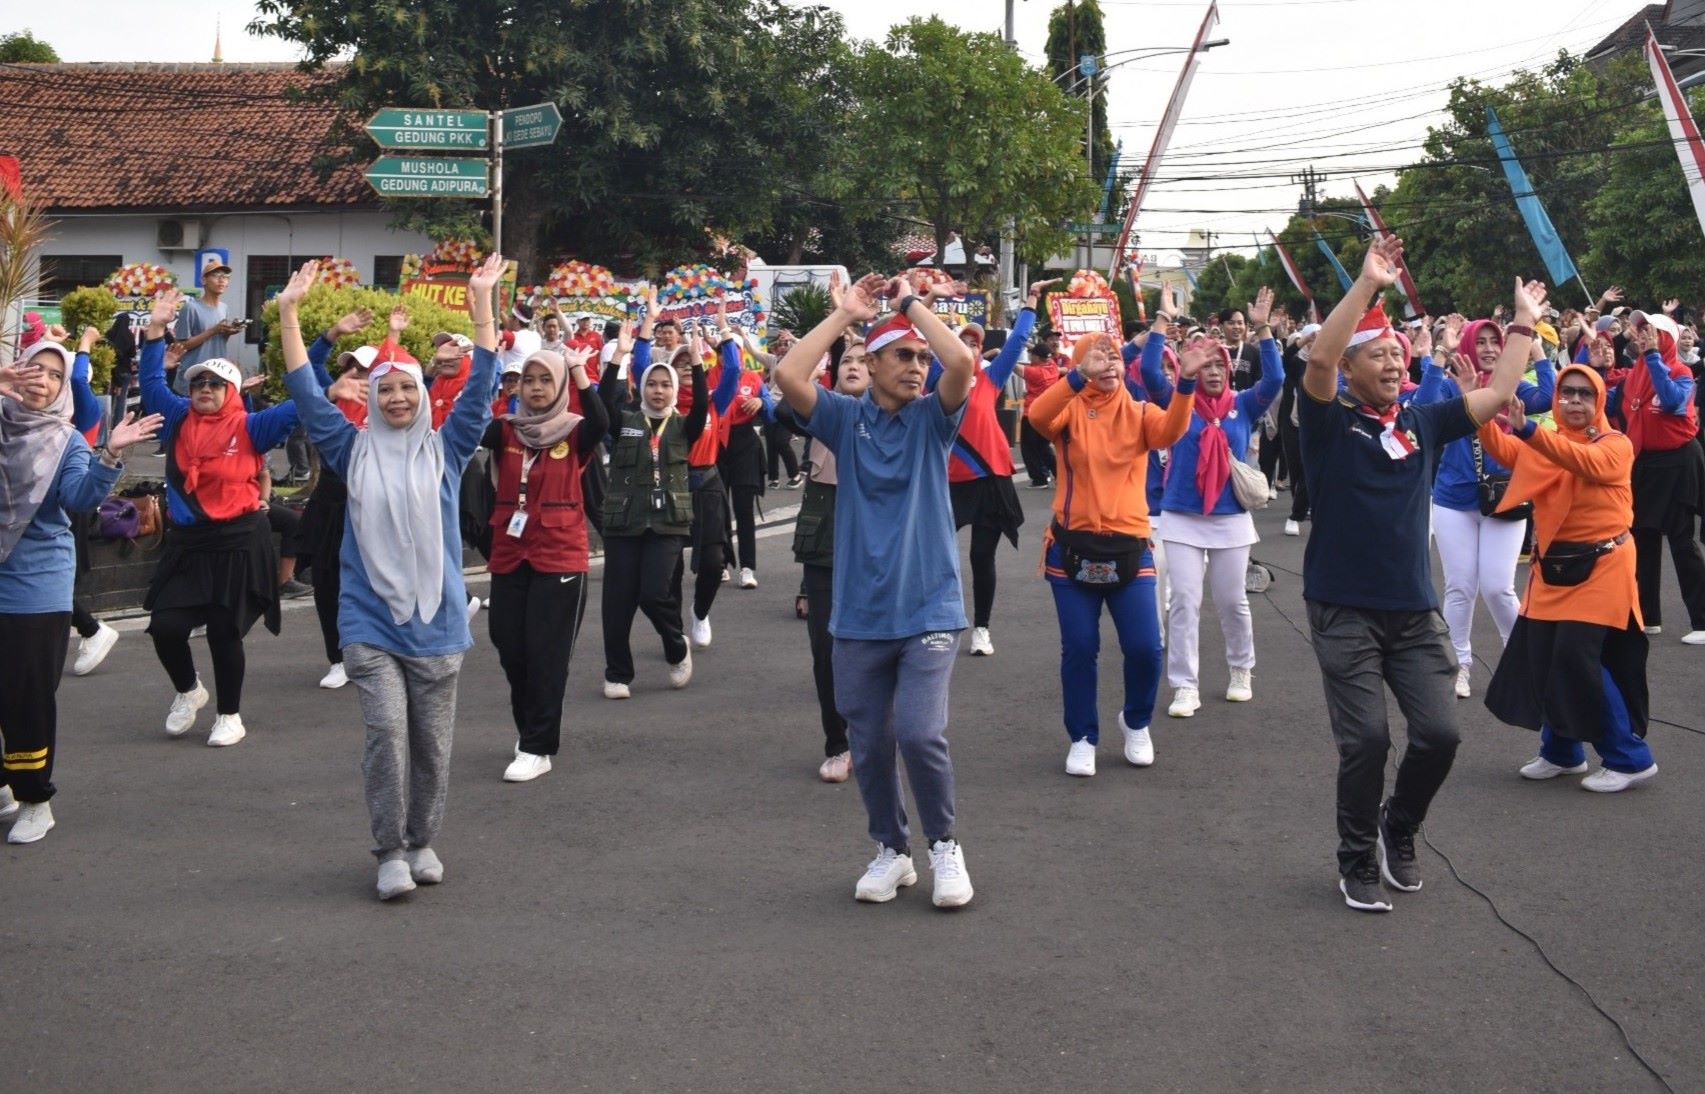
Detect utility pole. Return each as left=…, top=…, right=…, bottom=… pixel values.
left=999, top=0, right=1017, bottom=312
left=1291, top=165, right=1323, bottom=218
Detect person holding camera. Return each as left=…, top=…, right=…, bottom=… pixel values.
left=171, top=255, right=247, bottom=395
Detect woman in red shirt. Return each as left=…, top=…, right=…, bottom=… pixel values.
left=481, top=345, right=606, bottom=782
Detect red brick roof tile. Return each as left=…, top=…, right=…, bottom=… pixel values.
left=0, top=62, right=373, bottom=211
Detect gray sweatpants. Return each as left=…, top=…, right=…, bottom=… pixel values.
left=344, top=643, right=464, bottom=861
left=832, top=631, right=961, bottom=853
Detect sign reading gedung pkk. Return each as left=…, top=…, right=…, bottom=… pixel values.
left=1048, top=294, right=1122, bottom=343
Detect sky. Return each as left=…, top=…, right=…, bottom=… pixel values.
left=18, top=0, right=1636, bottom=267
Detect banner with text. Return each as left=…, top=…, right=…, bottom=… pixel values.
left=1048, top=294, right=1122, bottom=344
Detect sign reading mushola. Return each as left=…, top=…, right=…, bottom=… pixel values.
left=1048, top=293, right=1122, bottom=344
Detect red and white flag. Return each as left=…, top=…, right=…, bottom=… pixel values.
left=1646, top=26, right=1705, bottom=241
left=1269, top=230, right=1317, bottom=322
left=1353, top=180, right=1424, bottom=319
left=1107, top=2, right=1220, bottom=277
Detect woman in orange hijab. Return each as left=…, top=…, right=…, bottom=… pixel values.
left=1480, top=364, right=1657, bottom=792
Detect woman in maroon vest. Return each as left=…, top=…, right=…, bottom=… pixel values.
left=481, top=345, right=606, bottom=782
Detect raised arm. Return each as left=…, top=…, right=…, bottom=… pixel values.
left=70, top=326, right=102, bottom=433
left=1149, top=341, right=1206, bottom=449
left=1634, top=324, right=1697, bottom=412
left=901, top=275, right=977, bottom=414
left=1515, top=339, right=1556, bottom=414
left=441, top=254, right=506, bottom=468
left=569, top=348, right=608, bottom=457
left=1235, top=289, right=1282, bottom=416
left=682, top=360, right=710, bottom=443
left=139, top=291, right=189, bottom=417
left=988, top=280, right=1054, bottom=388
left=776, top=271, right=881, bottom=419
left=1463, top=279, right=1549, bottom=424
left=1305, top=236, right=1403, bottom=403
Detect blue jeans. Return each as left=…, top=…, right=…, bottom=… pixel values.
left=833, top=631, right=961, bottom=853
left=1046, top=543, right=1161, bottom=744
left=1539, top=667, right=1654, bottom=774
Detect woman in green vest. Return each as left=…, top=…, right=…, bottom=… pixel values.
left=597, top=311, right=710, bottom=698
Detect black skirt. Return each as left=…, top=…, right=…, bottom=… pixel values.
left=145, top=510, right=281, bottom=638
left=1484, top=614, right=1649, bottom=741
left=688, top=465, right=733, bottom=567
left=951, top=474, right=1025, bottom=547
left=719, top=422, right=767, bottom=492
left=298, top=465, right=348, bottom=569
left=1631, top=442, right=1705, bottom=535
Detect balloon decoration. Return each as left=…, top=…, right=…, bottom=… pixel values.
left=105, top=262, right=178, bottom=298
left=1066, top=270, right=1113, bottom=298
left=316, top=257, right=361, bottom=290
left=545, top=260, right=617, bottom=299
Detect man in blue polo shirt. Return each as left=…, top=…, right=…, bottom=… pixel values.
left=1300, top=235, right=1550, bottom=913
left=774, top=271, right=978, bottom=910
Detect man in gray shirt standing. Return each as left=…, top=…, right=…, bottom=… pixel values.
left=172, top=253, right=245, bottom=393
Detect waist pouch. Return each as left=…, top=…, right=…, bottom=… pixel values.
left=1051, top=520, right=1149, bottom=588
left=1536, top=534, right=1627, bottom=587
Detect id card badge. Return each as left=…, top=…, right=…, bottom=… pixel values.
left=506, top=510, right=529, bottom=537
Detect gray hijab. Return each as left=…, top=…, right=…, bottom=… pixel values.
left=0, top=342, right=77, bottom=564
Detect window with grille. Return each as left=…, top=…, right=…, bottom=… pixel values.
left=245, top=255, right=293, bottom=345
left=373, top=255, right=404, bottom=290
left=38, top=255, right=123, bottom=301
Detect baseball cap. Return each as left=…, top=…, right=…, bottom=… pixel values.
left=336, top=345, right=380, bottom=373
left=199, top=253, right=232, bottom=276
left=432, top=331, right=474, bottom=351
left=182, top=358, right=242, bottom=387
left=1629, top=310, right=1680, bottom=340
left=501, top=358, right=526, bottom=376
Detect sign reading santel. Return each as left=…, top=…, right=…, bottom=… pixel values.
left=365, top=108, right=490, bottom=151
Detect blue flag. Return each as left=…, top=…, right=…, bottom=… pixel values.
left=1486, top=105, right=1579, bottom=284
left=1181, top=264, right=1199, bottom=290
left=1253, top=232, right=1266, bottom=267
left=1311, top=228, right=1354, bottom=294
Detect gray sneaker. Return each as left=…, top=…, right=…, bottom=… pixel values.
left=1339, top=853, right=1392, bottom=913
left=1377, top=804, right=1422, bottom=892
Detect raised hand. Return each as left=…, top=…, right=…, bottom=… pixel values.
left=78, top=325, right=101, bottom=353
left=1512, top=277, right=1548, bottom=328
left=1027, top=277, right=1062, bottom=308
left=927, top=279, right=968, bottom=304
left=468, top=253, right=506, bottom=297
left=1637, top=322, right=1658, bottom=355
left=164, top=341, right=188, bottom=368
left=1178, top=339, right=1216, bottom=380
left=330, top=308, right=374, bottom=338
left=107, top=411, right=164, bottom=453
left=1158, top=282, right=1179, bottom=320
left=46, top=323, right=70, bottom=343
left=1411, top=320, right=1432, bottom=359
left=1361, top=234, right=1403, bottom=288
left=241, top=374, right=267, bottom=392
left=327, top=372, right=366, bottom=403
left=834, top=274, right=884, bottom=324
left=0, top=363, right=43, bottom=389
left=1663, top=298, right=1681, bottom=316
left=1449, top=352, right=1477, bottom=387
left=615, top=320, right=636, bottom=357
left=149, top=289, right=183, bottom=332
left=1599, top=285, right=1624, bottom=306
left=388, top=304, right=410, bottom=336
left=1504, top=396, right=1526, bottom=434
left=275, top=262, right=318, bottom=311
left=1246, top=286, right=1274, bottom=327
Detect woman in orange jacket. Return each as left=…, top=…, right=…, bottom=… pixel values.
left=1028, top=332, right=1205, bottom=777
left=1481, top=364, right=1657, bottom=792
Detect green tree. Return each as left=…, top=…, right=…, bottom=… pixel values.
left=849, top=17, right=1097, bottom=269
left=1582, top=90, right=1705, bottom=305
left=0, top=30, right=59, bottom=62
left=1044, top=0, right=1114, bottom=195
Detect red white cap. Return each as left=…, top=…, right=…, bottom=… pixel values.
left=867, top=314, right=925, bottom=354
left=1346, top=302, right=1395, bottom=349
left=1629, top=310, right=1679, bottom=341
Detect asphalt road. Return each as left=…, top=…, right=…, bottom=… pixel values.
left=8, top=486, right=1703, bottom=1093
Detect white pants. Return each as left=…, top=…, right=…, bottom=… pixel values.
left=1431, top=503, right=1523, bottom=667
left=1163, top=541, right=1255, bottom=688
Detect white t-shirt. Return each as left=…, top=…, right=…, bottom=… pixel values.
left=500, top=329, right=542, bottom=372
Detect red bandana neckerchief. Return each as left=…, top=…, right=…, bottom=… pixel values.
left=1355, top=401, right=1416, bottom=460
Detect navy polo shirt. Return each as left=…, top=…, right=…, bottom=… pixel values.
left=1298, top=389, right=1477, bottom=611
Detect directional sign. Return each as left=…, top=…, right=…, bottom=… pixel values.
left=501, top=102, right=563, bottom=150
left=1067, top=222, right=1118, bottom=235
left=365, top=108, right=490, bottom=151
left=365, top=156, right=490, bottom=198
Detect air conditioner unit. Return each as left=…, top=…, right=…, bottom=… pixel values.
left=157, top=219, right=204, bottom=250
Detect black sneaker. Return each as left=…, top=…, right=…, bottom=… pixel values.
left=1378, top=804, right=1422, bottom=892
left=1339, top=853, right=1392, bottom=912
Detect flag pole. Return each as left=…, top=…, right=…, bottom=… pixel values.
left=1575, top=273, right=1596, bottom=307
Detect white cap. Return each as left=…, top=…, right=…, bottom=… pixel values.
left=1629, top=311, right=1680, bottom=340
left=336, top=345, right=380, bottom=373
left=182, top=358, right=242, bottom=387
left=432, top=331, right=474, bottom=350
left=501, top=358, right=525, bottom=376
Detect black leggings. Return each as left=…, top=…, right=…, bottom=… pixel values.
left=731, top=484, right=761, bottom=572
left=676, top=538, right=726, bottom=622
left=802, top=564, right=848, bottom=756
left=150, top=607, right=247, bottom=714
left=765, top=421, right=800, bottom=482
left=489, top=565, right=588, bottom=756
left=71, top=601, right=100, bottom=639
left=313, top=557, right=342, bottom=665
left=1019, top=419, right=1055, bottom=486
left=603, top=531, right=687, bottom=684
left=1280, top=416, right=1309, bottom=522
left=968, top=523, right=1001, bottom=629
left=1634, top=525, right=1705, bottom=630
left=0, top=611, right=70, bottom=803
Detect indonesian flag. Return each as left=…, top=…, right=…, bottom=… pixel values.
left=1645, top=26, right=1705, bottom=242
left=1353, top=180, right=1424, bottom=319
left=1107, top=2, right=1220, bottom=277
left=1268, top=230, right=1318, bottom=323
left=0, top=155, right=21, bottom=201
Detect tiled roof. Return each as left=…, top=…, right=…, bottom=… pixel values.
left=0, top=62, right=373, bottom=211
left=1585, top=4, right=1705, bottom=61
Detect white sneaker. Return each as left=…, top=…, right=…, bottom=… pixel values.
left=1226, top=667, right=1253, bottom=702
left=1682, top=630, right=1705, bottom=646
left=318, top=662, right=349, bottom=689
left=968, top=626, right=994, bottom=656
left=689, top=613, right=713, bottom=649
left=721, top=567, right=731, bottom=583
left=738, top=567, right=758, bottom=589
left=1065, top=739, right=1096, bottom=777
left=854, top=845, right=917, bottom=903
left=72, top=622, right=119, bottom=676
left=1643, top=625, right=1662, bottom=635
left=1167, top=686, right=1200, bottom=718
left=0, top=785, right=16, bottom=821
left=377, top=858, right=416, bottom=900
left=1581, top=764, right=1658, bottom=793
left=207, top=713, right=246, bottom=747
left=7, top=801, right=54, bottom=844
left=929, top=839, right=973, bottom=909
left=668, top=650, right=693, bottom=689
left=165, top=680, right=209, bottom=737
left=603, top=680, right=631, bottom=700
left=466, top=595, right=481, bottom=622
left=503, top=749, right=552, bottom=782
left=1283, top=519, right=1300, bottom=537
left=1519, top=755, right=1589, bottom=780
left=1453, top=665, right=1472, bottom=699
left=1119, top=711, right=1154, bottom=766
left=1267, top=484, right=1278, bottom=501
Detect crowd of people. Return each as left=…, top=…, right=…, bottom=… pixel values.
left=1, top=236, right=1696, bottom=913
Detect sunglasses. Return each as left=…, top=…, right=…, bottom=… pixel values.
left=1557, top=385, right=1596, bottom=402
left=188, top=375, right=225, bottom=390
left=882, top=347, right=932, bottom=365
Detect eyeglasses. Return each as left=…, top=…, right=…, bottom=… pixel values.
left=882, top=347, right=932, bottom=365
left=1557, top=385, right=1596, bottom=402
left=188, top=376, right=224, bottom=390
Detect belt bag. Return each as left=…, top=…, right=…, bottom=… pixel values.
left=1229, top=460, right=1271, bottom=511
left=1051, top=521, right=1149, bottom=588
left=1536, top=534, right=1627, bottom=587
left=1473, top=437, right=1532, bottom=521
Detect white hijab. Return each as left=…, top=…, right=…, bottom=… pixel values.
left=345, top=360, right=447, bottom=626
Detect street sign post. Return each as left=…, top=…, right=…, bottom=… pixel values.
left=500, top=103, right=563, bottom=150
left=365, top=109, right=490, bottom=151
left=365, top=156, right=490, bottom=198
left=1067, top=222, right=1118, bottom=235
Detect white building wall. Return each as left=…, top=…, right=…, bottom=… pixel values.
left=35, top=210, right=433, bottom=368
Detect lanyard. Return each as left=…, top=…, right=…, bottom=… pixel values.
left=649, top=421, right=664, bottom=489
left=517, top=449, right=541, bottom=511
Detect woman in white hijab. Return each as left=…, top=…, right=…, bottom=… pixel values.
left=278, top=255, right=503, bottom=901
